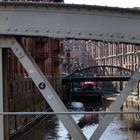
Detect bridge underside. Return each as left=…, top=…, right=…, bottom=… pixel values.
left=63, top=77, right=131, bottom=81
left=0, top=2, right=140, bottom=140
left=0, top=2, right=140, bottom=44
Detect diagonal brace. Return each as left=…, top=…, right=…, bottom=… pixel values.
left=90, top=68, right=140, bottom=140
left=0, top=37, right=86, bottom=140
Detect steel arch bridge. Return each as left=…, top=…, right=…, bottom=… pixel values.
left=62, top=65, right=134, bottom=97
left=68, top=65, right=134, bottom=78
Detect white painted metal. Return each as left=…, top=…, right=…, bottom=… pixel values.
left=0, top=2, right=140, bottom=43
left=0, top=111, right=140, bottom=115
left=90, top=70, right=140, bottom=140
left=0, top=48, right=4, bottom=140
left=1, top=37, right=86, bottom=140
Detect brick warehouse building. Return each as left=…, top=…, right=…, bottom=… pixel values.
left=85, top=41, right=140, bottom=93
left=3, top=0, right=65, bottom=138
left=86, top=41, right=140, bottom=71
left=63, top=39, right=88, bottom=73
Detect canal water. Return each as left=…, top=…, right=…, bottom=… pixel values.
left=19, top=98, right=140, bottom=140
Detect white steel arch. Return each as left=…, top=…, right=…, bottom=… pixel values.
left=0, top=2, right=140, bottom=140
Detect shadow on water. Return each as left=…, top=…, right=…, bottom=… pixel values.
left=78, top=108, right=99, bottom=129
left=18, top=98, right=140, bottom=140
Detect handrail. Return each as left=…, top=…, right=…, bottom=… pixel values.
left=0, top=111, right=140, bottom=115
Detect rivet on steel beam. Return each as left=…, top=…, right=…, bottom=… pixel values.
left=35, top=30, right=39, bottom=33
left=99, top=33, right=103, bottom=37
left=14, top=29, right=18, bottom=32
left=132, top=36, right=135, bottom=39
left=15, top=47, right=18, bottom=51
left=11, top=41, right=15, bottom=45
left=5, top=17, right=8, bottom=20
left=19, top=53, right=23, bottom=57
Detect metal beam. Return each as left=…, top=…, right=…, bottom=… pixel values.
left=0, top=37, right=86, bottom=140
left=0, top=48, right=4, bottom=140
left=90, top=69, right=140, bottom=140
left=0, top=2, right=140, bottom=43
left=62, top=77, right=131, bottom=81
left=0, top=2, right=140, bottom=139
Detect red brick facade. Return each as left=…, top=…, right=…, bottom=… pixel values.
left=6, top=0, right=65, bottom=136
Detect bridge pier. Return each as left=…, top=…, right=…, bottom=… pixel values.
left=120, top=81, right=123, bottom=91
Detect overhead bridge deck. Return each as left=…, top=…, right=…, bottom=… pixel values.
left=0, top=2, right=140, bottom=43
left=1, top=2, right=140, bottom=140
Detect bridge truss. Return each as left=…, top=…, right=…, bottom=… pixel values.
left=1, top=2, right=140, bottom=140
left=69, top=65, right=134, bottom=77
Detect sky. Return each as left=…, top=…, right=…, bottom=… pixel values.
left=64, top=0, right=140, bottom=8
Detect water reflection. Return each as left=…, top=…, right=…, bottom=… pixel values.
left=19, top=102, right=140, bottom=140
left=78, top=108, right=99, bottom=128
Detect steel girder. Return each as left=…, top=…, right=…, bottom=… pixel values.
left=0, top=2, right=140, bottom=43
